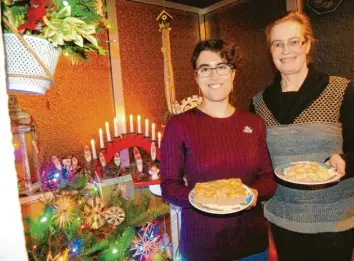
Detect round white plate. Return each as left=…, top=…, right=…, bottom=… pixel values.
left=274, top=161, right=341, bottom=185
left=188, top=184, right=253, bottom=215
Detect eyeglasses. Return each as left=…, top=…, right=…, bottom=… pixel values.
left=195, top=63, right=234, bottom=78
left=271, top=39, right=307, bottom=52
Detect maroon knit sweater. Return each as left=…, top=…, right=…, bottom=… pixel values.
left=160, top=108, right=276, bottom=261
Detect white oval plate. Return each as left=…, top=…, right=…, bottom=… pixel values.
left=274, top=161, right=341, bottom=185
left=188, top=184, right=253, bottom=215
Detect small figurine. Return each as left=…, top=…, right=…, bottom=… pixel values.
left=84, top=146, right=92, bottom=163
left=72, top=157, right=79, bottom=170
left=62, top=156, right=80, bottom=181
left=62, top=158, right=72, bottom=172
left=149, top=165, right=160, bottom=180
left=99, top=152, right=106, bottom=167
left=52, top=155, right=62, bottom=170
left=114, top=152, right=120, bottom=167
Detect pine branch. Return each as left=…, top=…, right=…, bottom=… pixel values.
left=116, top=227, right=135, bottom=255
left=25, top=216, right=52, bottom=246
left=99, top=227, right=135, bottom=261
left=59, top=173, right=89, bottom=191
left=122, top=193, right=151, bottom=226
left=82, top=239, right=110, bottom=256
left=129, top=204, right=170, bottom=227
left=135, top=193, right=150, bottom=216
left=108, top=187, right=124, bottom=207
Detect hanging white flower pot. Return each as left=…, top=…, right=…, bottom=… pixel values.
left=4, top=33, right=61, bottom=95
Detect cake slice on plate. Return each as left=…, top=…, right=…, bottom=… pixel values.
left=194, top=178, right=248, bottom=210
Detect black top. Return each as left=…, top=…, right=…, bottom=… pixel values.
left=250, top=70, right=354, bottom=178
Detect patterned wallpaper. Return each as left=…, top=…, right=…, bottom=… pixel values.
left=205, top=0, right=286, bottom=110
left=116, top=0, right=200, bottom=128
left=11, top=32, right=114, bottom=169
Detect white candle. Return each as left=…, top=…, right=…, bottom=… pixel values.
left=145, top=119, right=149, bottom=137
left=91, top=139, right=97, bottom=159
left=137, top=115, right=141, bottom=133
left=114, top=117, right=119, bottom=137
left=157, top=132, right=161, bottom=148
left=121, top=116, right=126, bottom=135
left=129, top=114, right=134, bottom=133
left=99, top=128, right=104, bottom=148
left=105, top=122, right=111, bottom=141
left=152, top=123, right=156, bottom=140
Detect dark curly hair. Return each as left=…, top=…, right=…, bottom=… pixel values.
left=191, top=40, right=240, bottom=70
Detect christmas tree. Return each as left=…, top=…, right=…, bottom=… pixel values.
left=26, top=169, right=171, bottom=261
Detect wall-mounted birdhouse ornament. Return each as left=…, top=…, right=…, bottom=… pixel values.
left=156, top=10, right=173, bottom=30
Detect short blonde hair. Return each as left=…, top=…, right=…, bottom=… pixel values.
left=265, top=11, right=316, bottom=63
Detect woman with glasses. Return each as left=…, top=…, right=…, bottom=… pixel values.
left=161, top=40, right=276, bottom=261
left=251, top=11, right=354, bottom=261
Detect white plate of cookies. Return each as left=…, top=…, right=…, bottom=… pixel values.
left=188, top=178, right=254, bottom=215
left=274, top=161, right=341, bottom=185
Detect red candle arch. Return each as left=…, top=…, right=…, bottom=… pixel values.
left=96, top=134, right=161, bottom=187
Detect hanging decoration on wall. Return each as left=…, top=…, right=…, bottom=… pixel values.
left=307, top=0, right=343, bottom=14
left=156, top=10, right=176, bottom=113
